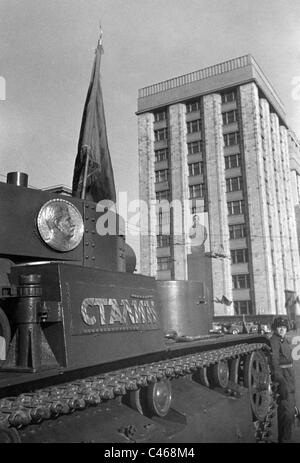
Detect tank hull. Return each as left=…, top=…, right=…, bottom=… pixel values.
left=2, top=263, right=165, bottom=374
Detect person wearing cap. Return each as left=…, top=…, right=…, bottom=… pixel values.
left=270, top=317, right=295, bottom=443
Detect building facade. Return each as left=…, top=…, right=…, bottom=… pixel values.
left=137, top=54, right=300, bottom=316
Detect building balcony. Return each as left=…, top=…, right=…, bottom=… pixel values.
left=188, top=174, right=204, bottom=186
left=186, top=132, right=202, bottom=143
left=153, top=120, right=167, bottom=130
left=225, top=167, right=242, bottom=178
left=223, top=122, right=239, bottom=134
left=228, top=214, right=245, bottom=225
left=187, top=153, right=203, bottom=163
left=186, top=110, right=201, bottom=122
left=232, top=288, right=251, bottom=300
left=221, top=101, right=237, bottom=112
left=226, top=190, right=244, bottom=202
left=230, top=263, right=249, bottom=273
left=155, top=160, right=168, bottom=171
left=155, top=181, right=170, bottom=192
left=230, top=238, right=247, bottom=250
left=224, top=145, right=241, bottom=155
left=154, top=139, right=168, bottom=149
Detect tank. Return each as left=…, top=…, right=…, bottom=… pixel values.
left=0, top=44, right=277, bottom=443
left=0, top=174, right=278, bottom=443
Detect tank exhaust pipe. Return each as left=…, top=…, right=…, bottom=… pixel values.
left=6, top=172, right=28, bottom=187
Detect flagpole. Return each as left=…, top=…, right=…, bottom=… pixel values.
left=98, top=24, right=103, bottom=47
left=81, top=145, right=91, bottom=200
left=72, top=25, right=116, bottom=202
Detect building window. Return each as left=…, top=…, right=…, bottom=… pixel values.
left=157, top=235, right=171, bottom=248
left=223, top=132, right=240, bottom=147
left=234, top=300, right=252, bottom=315
left=221, top=91, right=236, bottom=104
left=155, top=169, right=168, bottom=183
left=186, top=101, right=200, bottom=113
left=158, top=211, right=170, bottom=226
left=156, top=190, right=170, bottom=201
left=228, top=200, right=244, bottom=216
left=222, top=110, right=238, bottom=125
left=154, top=128, right=168, bottom=141
left=188, top=162, right=203, bottom=176
left=191, top=204, right=206, bottom=214
left=187, top=140, right=202, bottom=155
left=229, top=224, right=246, bottom=239
left=225, top=154, right=241, bottom=169
left=157, top=257, right=172, bottom=271
left=155, top=149, right=168, bottom=162
left=189, top=184, right=204, bottom=199
left=231, top=248, right=248, bottom=264
left=226, top=176, right=243, bottom=193
left=187, top=119, right=201, bottom=134
left=232, top=274, right=250, bottom=289
left=154, top=111, right=166, bottom=122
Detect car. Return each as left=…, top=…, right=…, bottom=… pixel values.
left=226, top=321, right=258, bottom=335
left=209, top=322, right=225, bottom=334
left=257, top=323, right=271, bottom=334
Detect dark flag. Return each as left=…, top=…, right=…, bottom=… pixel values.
left=221, top=295, right=232, bottom=306
left=72, top=36, right=116, bottom=203
left=214, top=295, right=232, bottom=306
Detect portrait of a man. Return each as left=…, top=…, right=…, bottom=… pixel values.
left=189, top=214, right=208, bottom=255
left=37, top=199, right=84, bottom=252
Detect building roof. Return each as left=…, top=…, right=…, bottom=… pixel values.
left=137, top=54, right=286, bottom=124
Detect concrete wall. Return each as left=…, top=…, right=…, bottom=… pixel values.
left=169, top=104, right=189, bottom=280
left=240, top=83, right=274, bottom=314
left=138, top=113, right=157, bottom=276
left=259, top=98, right=285, bottom=313
left=203, top=93, right=233, bottom=315
left=280, top=126, right=300, bottom=296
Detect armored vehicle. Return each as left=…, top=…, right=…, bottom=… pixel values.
left=0, top=172, right=276, bottom=443
left=0, top=39, right=276, bottom=443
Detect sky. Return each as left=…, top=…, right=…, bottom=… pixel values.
left=1, top=0, right=300, bottom=255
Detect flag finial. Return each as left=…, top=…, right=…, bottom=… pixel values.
left=98, top=24, right=103, bottom=47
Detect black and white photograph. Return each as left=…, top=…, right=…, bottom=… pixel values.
left=1, top=0, right=300, bottom=447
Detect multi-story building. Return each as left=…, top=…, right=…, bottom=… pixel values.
left=137, top=54, right=300, bottom=316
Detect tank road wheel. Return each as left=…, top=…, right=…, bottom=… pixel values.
left=129, top=389, right=143, bottom=415
left=193, top=367, right=210, bottom=388
left=229, top=357, right=241, bottom=384
left=243, top=350, right=271, bottom=421
left=0, top=425, right=21, bottom=443
left=209, top=360, right=229, bottom=389
left=146, top=380, right=172, bottom=417
left=0, top=307, right=11, bottom=366
left=129, top=380, right=172, bottom=418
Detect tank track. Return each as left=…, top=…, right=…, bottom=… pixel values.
left=0, top=341, right=274, bottom=442
left=254, top=381, right=278, bottom=443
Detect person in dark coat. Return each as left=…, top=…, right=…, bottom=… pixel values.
left=269, top=317, right=295, bottom=443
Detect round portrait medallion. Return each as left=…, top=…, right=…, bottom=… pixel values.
left=37, top=199, right=84, bottom=252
